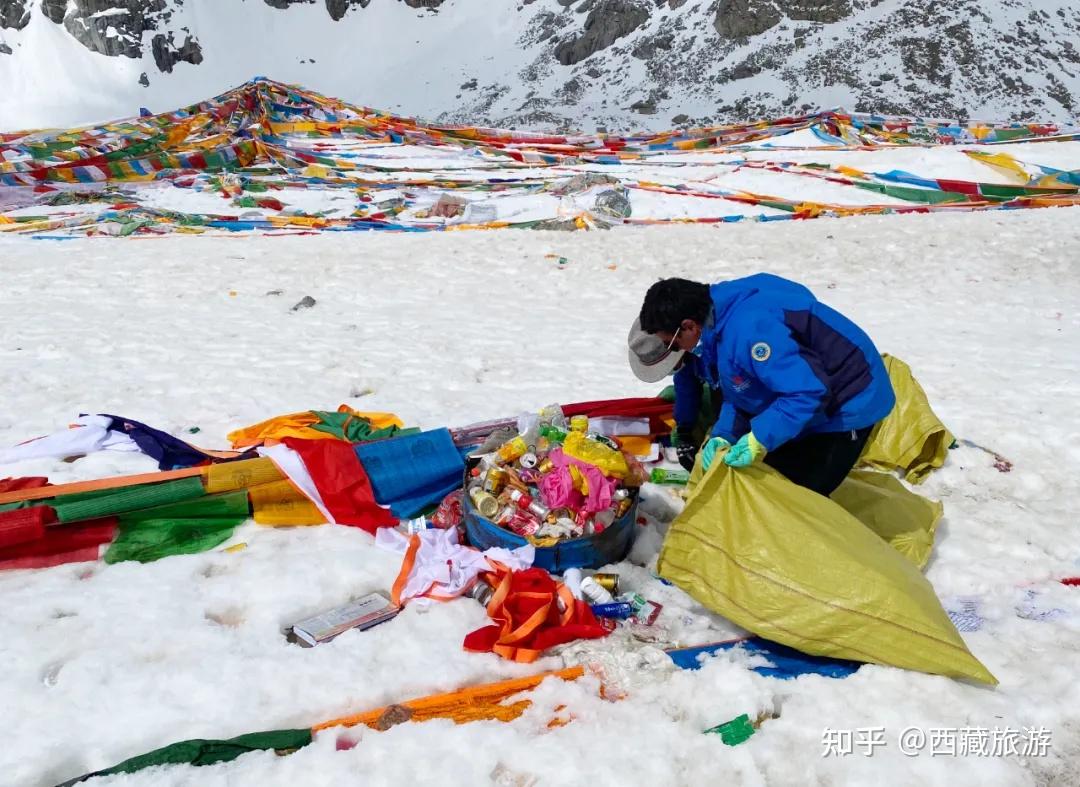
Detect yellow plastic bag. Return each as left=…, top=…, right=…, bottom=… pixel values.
left=860, top=355, right=955, bottom=484
left=831, top=470, right=942, bottom=570
left=249, top=480, right=327, bottom=526
left=562, top=431, right=628, bottom=479
left=658, top=458, right=995, bottom=684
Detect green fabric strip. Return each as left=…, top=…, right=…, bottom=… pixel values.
left=103, top=517, right=243, bottom=564
left=850, top=180, right=969, bottom=204
left=44, top=486, right=135, bottom=507
left=119, top=490, right=250, bottom=522
left=308, top=411, right=417, bottom=443
left=979, top=183, right=1075, bottom=200
left=54, top=477, right=207, bottom=524
left=55, top=728, right=313, bottom=786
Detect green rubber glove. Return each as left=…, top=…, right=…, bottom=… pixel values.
left=723, top=433, right=767, bottom=468
left=701, top=437, right=731, bottom=470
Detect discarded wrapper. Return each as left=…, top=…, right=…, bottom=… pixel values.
left=289, top=592, right=398, bottom=647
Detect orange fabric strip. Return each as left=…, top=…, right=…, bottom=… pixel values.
left=390, top=534, right=422, bottom=607
left=311, top=666, right=585, bottom=732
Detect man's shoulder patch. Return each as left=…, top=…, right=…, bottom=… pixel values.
left=751, top=342, right=771, bottom=362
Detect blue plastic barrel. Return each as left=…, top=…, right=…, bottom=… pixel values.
left=462, top=481, right=638, bottom=573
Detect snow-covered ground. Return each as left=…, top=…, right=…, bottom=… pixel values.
left=2, top=206, right=1080, bottom=786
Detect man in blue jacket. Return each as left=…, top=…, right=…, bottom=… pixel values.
left=628, top=274, right=895, bottom=496
left=667, top=352, right=724, bottom=472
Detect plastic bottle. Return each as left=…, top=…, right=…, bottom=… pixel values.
left=650, top=467, right=691, bottom=485
left=539, top=424, right=567, bottom=444
left=538, top=403, right=568, bottom=430
left=562, top=567, right=584, bottom=600
left=496, top=436, right=528, bottom=464
left=590, top=601, right=635, bottom=619
left=517, top=412, right=541, bottom=439
left=569, top=415, right=589, bottom=433
left=594, top=508, right=615, bottom=531
left=580, top=576, right=614, bottom=605
left=507, top=488, right=550, bottom=521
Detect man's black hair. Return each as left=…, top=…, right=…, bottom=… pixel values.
left=639, top=278, right=712, bottom=334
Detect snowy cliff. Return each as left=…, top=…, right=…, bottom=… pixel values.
left=1, top=0, right=1078, bottom=131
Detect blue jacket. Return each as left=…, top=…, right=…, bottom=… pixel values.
left=687, top=274, right=895, bottom=451
left=672, top=352, right=709, bottom=432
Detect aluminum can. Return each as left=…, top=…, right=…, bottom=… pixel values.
left=483, top=466, right=508, bottom=495
left=469, top=486, right=499, bottom=519
left=592, top=572, right=620, bottom=595
left=467, top=580, right=494, bottom=607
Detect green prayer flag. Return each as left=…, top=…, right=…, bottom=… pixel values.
left=53, top=477, right=207, bottom=524
left=104, top=517, right=244, bottom=564
left=308, top=411, right=416, bottom=443
left=55, top=728, right=313, bottom=786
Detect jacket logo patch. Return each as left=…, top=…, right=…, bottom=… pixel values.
left=732, top=374, right=751, bottom=392
left=751, top=342, right=771, bottom=362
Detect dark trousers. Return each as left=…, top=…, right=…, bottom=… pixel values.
left=764, top=426, right=874, bottom=497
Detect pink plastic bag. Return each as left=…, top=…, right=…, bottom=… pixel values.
left=548, top=448, right=616, bottom=514
left=539, top=466, right=582, bottom=510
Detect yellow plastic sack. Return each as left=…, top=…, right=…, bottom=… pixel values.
left=658, top=458, right=995, bottom=684
left=860, top=355, right=955, bottom=484
left=562, top=431, right=629, bottom=479
left=249, top=480, right=327, bottom=526
left=831, top=470, right=942, bottom=570
left=204, top=457, right=284, bottom=494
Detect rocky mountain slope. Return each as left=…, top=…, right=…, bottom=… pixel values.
left=1, top=0, right=1078, bottom=131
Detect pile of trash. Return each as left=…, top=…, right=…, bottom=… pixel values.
left=466, top=407, right=645, bottom=544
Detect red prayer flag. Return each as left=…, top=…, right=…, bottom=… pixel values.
left=0, top=477, right=51, bottom=494
left=0, top=517, right=118, bottom=571
left=464, top=567, right=610, bottom=663
left=281, top=438, right=396, bottom=533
